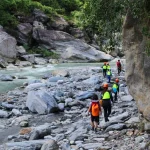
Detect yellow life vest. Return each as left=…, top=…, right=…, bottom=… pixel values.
left=107, top=71, right=111, bottom=75
left=107, top=65, right=110, bottom=69
left=103, top=65, right=107, bottom=69
left=113, top=83, right=118, bottom=89
left=102, top=91, right=110, bottom=99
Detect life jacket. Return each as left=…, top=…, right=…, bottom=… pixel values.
left=112, top=83, right=118, bottom=93
left=107, top=65, right=110, bottom=70
left=107, top=71, right=111, bottom=76
left=91, top=101, right=100, bottom=116
left=103, top=65, right=107, bottom=69
left=102, top=91, right=110, bottom=100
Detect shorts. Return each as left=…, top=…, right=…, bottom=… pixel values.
left=91, top=115, right=99, bottom=123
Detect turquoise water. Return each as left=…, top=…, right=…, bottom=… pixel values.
left=0, top=62, right=116, bottom=94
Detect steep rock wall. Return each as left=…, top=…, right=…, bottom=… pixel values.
left=123, top=11, right=150, bottom=121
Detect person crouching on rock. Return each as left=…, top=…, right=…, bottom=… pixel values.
left=112, top=78, right=119, bottom=102
left=101, top=83, right=113, bottom=122
left=88, top=94, right=102, bottom=132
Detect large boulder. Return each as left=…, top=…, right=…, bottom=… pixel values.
left=122, top=10, right=150, bottom=121
left=26, top=90, right=58, bottom=114
left=0, top=31, right=17, bottom=60
left=32, top=29, right=113, bottom=62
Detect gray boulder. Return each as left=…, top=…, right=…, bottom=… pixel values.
left=0, top=59, right=8, bottom=68
left=16, top=46, right=26, bottom=55
left=20, top=54, right=35, bottom=64
left=0, top=110, right=8, bottom=118
left=48, top=77, right=64, bottom=82
left=26, top=90, right=58, bottom=114
left=0, top=31, right=17, bottom=60
left=0, top=74, right=13, bottom=81
left=32, top=29, right=113, bottom=62
left=76, top=91, right=95, bottom=100
left=41, top=139, right=59, bottom=150
left=25, top=83, right=46, bottom=92
left=105, top=123, right=127, bottom=132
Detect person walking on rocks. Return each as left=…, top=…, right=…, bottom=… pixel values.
left=112, top=78, right=119, bottom=102
left=101, top=83, right=113, bottom=122
left=102, top=62, right=107, bottom=77
left=88, top=94, right=102, bottom=132
left=116, top=60, right=122, bottom=75
left=106, top=62, right=111, bottom=70
left=106, top=69, right=112, bottom=83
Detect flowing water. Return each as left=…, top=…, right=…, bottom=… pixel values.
left=0, top=62, right=118, bottom=94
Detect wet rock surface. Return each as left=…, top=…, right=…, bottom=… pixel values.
left=0, top=64, right=149, bottom=150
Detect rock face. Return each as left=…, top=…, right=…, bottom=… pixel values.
left=0, top=31, right=17, bottom=60
left=122, top=11, right=150, bottom=121
left=33, top=29, right=113, bottom=62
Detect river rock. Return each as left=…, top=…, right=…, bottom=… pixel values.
left=4, top=140, right=50, bottom=150
left=20, top=54, right=35, bottom=63
left=0, top=74, right=13, bottom=81
left=110, top=112, right=130, bottom=121
left=26, top=90, right=58, bottom=114
left=76, top=91, right=95, bottom=100
left=0, top=59, right=8, bottom=68
left=41, top=139, right=59, bottom=150
left=58, top=103, right=65, bottom=111
left=48, top=77, right=64, bottom=82
left=121, top=95, right=133, bottom=102
left=16, top=46, right=26, bottom=55
left=32, top=28, right=113, bottom=62
left=82, top=76, right=101, bottom=85
left=0, top=31, right=17, bottom=60
left=30, top=124, right=51, bottom=140
left=25, top=83, right=46, bottom=92
left=34, top=57, right=47, bottom=65
left=51, top=70, right=70, bottom=77
left=0, top=110, right=8, bottom=118
left=12, top=109, right=22, bottom=116
left=105, top=123, right=127, bottom=132
left=1, top=102, right=16, bottom=110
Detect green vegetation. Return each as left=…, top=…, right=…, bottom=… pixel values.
left=27, top=47, right=59, bottom=58
left=1, top=0, right=150, bottom=53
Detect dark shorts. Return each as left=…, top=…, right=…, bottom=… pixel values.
left=91, top=115, right=99, bottom=123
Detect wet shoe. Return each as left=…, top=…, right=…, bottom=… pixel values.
left=92, top=127, right=94, bottom=131
left=94, top=128, right=97, bottom=133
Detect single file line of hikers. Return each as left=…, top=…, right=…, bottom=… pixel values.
left=87, top=60, right=122, bottom=133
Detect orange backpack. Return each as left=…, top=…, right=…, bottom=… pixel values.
left=91, top=102, right=100, bottom=116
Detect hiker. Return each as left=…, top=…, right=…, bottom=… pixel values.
left=116, top=60, right=122, bottom=75
left=106, top=69, right=112, bottom=83
left=101, top=83, right=113, bottom=122
left=106, top=62, right=111, bottom=71
left=88, top=94, right=102, bottom=132
left=112, top=78, right=119, bottom=102
left=102, top=62, right=107, bottom=77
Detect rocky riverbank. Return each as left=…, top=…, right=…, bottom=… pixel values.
left=0, top=65, right=149, bottom=150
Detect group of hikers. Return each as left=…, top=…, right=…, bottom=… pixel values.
left=87, top=60, right=122, bottom=132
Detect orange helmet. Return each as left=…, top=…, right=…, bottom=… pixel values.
left=115, top=78, right=119, bottom=82
left=103, top=83, right=108, bottom=88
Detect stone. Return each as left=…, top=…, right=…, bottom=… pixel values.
left=41, top=139, right=59, bottom=150
left=48, top=77, right=64, bottom=82
left=12, top=109, right=22, bottom=116
left=4, top=140, right=50, bottom=150
left=20, top=54, right=35, bottom=64
left=51, top=70, right=70, bottom=77
left=26, top=90, right=58, bottom=114
left=12, top=115, right=32, bottom=125
left=125, top=117, right=140, bottom=124
left=25, top=83, right=46, bottom=92
left=30, top=124, right=51, bottom=140
left=105, top=123, right=127, bottom=132
left=17, top=61, right=32, bottom=67
left=58, top=103, right=65, bottom=111
left=20, top=121, right=28, bottom=127
left=144, top=122, right=150, bottom=132
left=82, top=76, right=100, bottom=85
left=34, top=57, right=47, bottom=65
left=19, top=128, right=32, bottom=135
left=0, top=59, right=8, bottom=68
left=0, top=110, right=8, bottom=118
left=0, top=31, right=17, bottom=60
left=135, top=136, right=144, bottom=143
left=0, top=74, right=13, bottom=81
left=121, top=95, right=133, bottom=102
left=1, top=102, right=16, bottom=110
left=16, top=46, right=26, bottom=55
left=76, top=91, right=95, bottom=100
